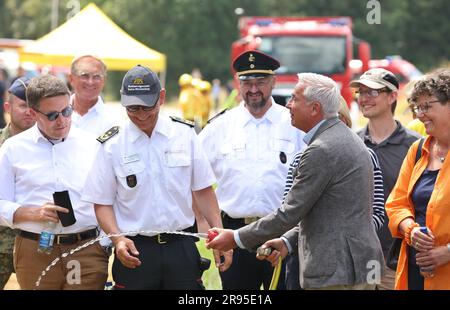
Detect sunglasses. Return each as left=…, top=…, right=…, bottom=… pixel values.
left=34, top=105, right=73, bottom=121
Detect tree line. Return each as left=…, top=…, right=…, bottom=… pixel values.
left=1, top=0, right=448, bottom=99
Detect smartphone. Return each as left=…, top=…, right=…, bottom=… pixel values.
left=53, top=190, right=76, bottom=227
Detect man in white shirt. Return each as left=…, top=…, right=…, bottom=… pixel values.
left=198, top=51, right=306, bottom=289
left=82, top=65, right=231, bottom=290
left=0, top=75, right=108, bottom=289
left=69, top=55, right=121, bottom=136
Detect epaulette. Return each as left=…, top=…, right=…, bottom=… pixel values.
left=206, top=108, right=227, bottom=124
left=170, top=116, right=195, bottom=128
left=97, top=126, right=120, bottom=143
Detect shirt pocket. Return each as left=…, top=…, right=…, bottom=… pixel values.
left=114, top=161, right=146, bottom=201
left=219, top=141, right=246, bottom=160
left=270, top=137, right=295, bottom=154
left=164, top=149, right=191, bottom=192
left=270, top=137, right=295, bottom=165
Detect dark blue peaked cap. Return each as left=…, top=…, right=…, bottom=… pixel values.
left=232, top=50, right=280, bottom=80
left=8, top=77, right=31, bottom=101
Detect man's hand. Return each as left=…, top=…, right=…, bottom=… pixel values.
left=213, top=249, right=233, bottom=272
left=256, top=238, right=288, bottom=267
left=14, top=203, right=68, bottom=224
left=113, top=236, right=141, bottom=269
left=205, top=228, right=236, bottom=252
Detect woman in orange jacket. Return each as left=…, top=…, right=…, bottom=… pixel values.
left=386, top=69, right=450, bottom=290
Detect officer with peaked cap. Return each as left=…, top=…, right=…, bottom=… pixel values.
left=82, top=65, right=232, bottom=289
left=198, top=51, right=306, bottom=289
left=0, top=77, right=36, bottom=289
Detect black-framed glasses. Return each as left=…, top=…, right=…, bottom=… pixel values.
left=355, top=89, right=390, bottom=99
left=125, top=105, right=155, bottom=113
left=34, top=105, right=73, bottom=121
left=411, top=100, right=441, bottom=114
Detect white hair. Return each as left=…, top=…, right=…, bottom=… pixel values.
left=297, top=73, right=340, bottom=118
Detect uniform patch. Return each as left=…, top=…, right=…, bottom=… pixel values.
left=279, top=151, right=287, bottom=164
left=170, top=116, right=195, bottom=128
left=126, top=175, right=137, bottom=188
left=97, top=126, right=120, bottom=143
left=206, top=108, right=227, bottom=124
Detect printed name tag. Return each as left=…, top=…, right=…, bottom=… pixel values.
left=122, top=154, right=140, bottom=164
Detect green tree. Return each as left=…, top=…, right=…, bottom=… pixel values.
left=1, top=0, right=448, bottom=96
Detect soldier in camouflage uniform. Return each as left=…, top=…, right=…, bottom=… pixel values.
left=0, top=77, right=35, bottom=289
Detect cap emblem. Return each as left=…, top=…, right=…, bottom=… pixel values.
left=249, top=54, right=255, bottom=62
left=132, top=78, right=144, bottom=85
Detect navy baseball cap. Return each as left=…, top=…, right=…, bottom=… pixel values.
left=8, top=77, right=31, bottom=101
left=120, top=65, right=161, bottom=107
left=233, top=50, right=280, bottom=80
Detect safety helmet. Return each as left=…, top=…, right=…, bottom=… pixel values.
left=178, top=74, right=193, bottom=87
left=191, top=78, right=201, bottom=88
left=198, top=81, right=212, bottom=92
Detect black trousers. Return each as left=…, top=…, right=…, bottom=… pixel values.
left=284, top=251, right=303, bottom=290
left=112, top=234, right=204, bottom=290
left=220, top=213, right=285, bottom=290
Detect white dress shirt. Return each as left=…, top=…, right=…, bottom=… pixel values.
left=0, top=125, right=100, bottom=234
left=82, top=116, right=216, bottom=235
left=71, top=95, right=122, bottom=137
left=199, top=100, right=306, bottom=218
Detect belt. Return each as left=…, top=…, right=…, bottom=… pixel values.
left=130, top=229, right=197, bottom=245
left=221, top=211, right=260, bottom=226
left=19, top=228, right=98, bottom=245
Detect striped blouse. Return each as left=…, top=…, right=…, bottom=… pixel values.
left=282, top=147, right=385, bottom=230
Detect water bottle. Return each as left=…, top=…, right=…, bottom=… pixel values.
left=38, top=221, right=57, bottom=254
left=419, top=227, right=434, bottom=278
left=104, top=281, right=114, bottom=290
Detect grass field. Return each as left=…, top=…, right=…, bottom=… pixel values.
left=196, top=239, right=222, bottom=290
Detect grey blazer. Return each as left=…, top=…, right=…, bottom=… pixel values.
left=238, top=118, right=384, bottom=288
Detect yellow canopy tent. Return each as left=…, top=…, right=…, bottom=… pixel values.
left=18, top=3, right=166, bottom=73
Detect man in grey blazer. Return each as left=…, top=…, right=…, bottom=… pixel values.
left=207, top=73, right=384, bottom=289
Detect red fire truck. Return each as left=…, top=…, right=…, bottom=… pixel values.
left=231, top=16, right=371, bottom=106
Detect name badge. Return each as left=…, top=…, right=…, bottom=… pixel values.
left=122, top=154, right=140, bottom=164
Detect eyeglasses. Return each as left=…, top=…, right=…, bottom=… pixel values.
left=241, top=78, right=271, bottom=89
left=76, top=72, right=104, bottom=82
left=355, top=89, right=390, bottom=99
left=126, top=105, right=155, bottom=113
left=34, top=105, right=73, bottom=121
left=411, top=100, right=441, bottom=114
